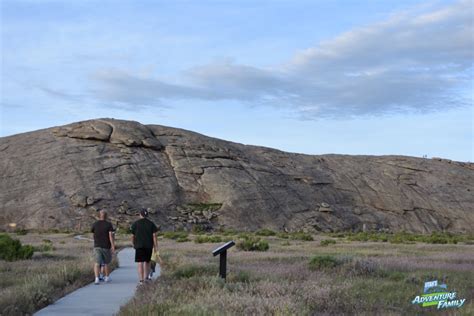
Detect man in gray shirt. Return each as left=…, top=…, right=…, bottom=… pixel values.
left=91, top=209, right=115, bottom=284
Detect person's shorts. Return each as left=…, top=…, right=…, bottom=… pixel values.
left=94, top=247, right=112, bottom=265
left=135, top=248, right=153, bottom=262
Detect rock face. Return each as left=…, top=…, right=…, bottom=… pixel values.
left=1, top=118, right=473, bottom=233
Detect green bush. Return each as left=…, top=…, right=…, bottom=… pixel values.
left=276, top=232, right=290, bottom=239
left=191, top=225, right=207, bottom=235
left=0, top=234, right=34, bottom=261
left=176, top=236, right=190, bottom=243
left=194, top=235, right=222, bottom=243
left=163, top=231, right=189, bottom=240
left=34, top=243, right=55, bottom=252
left=345, top=231, right=466, bottom=244
left=320, top=239, right=336, bottom=246
left=289, top=231, right=314, bottom=241
left=255, top=229, right=276, bottom=236
left=237, top=236, right=269, bottom=251
left=15, top=229, right=28, bottom=236
left=309, top=255, right=341, bottom=270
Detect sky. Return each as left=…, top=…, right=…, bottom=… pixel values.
left=1, top=0, right=473, bottom=161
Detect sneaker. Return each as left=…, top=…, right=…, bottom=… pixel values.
left=104, top=276, right=110, bottom=283
left=138, top=280, right=144, bottom=286
left=94, top=277, right=100, bottom=285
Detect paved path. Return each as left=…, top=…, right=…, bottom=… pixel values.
left=35, top=247, right=159, bottom=316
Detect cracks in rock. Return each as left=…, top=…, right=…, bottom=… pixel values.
left=94, top=162, right=134, bottom=173
left=162, top=146, right=185, bottom=203
left=376, top=161, right=430, bottom=173
left=0, top=145, right=10, bottom=152
left=96, top=181, right=113, bottom=186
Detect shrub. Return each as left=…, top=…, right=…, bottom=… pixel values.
left=176, top=236, right=190, bottom=243
left=289, top=231, right=314, bottom=241
left=345, top=231, right=466, bottom=244
left=34, top=243, right=55, bottom=252
left=0, top=234, right=34, bottom=261
left=15, top=229, right=28, bottom=236
left=163, top=231, right=189, bottom=240
left=194, top=235, right=222, bottom=244
left=228, top=270, right=252, bottom=283
left=276, top=232, right=290, bottom=239
left=191, top=225, right=207, bottom=235
left=219, top=229, right=238, bottom=236
left=237, top=236, right=269, bottom=251
left=320, top=239, right=336, bottom=246
left=255, top=229, right=276, bottom=236
left=309, top=255, right=341, bottom=270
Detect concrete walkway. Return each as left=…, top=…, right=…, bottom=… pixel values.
left=35, top=247, right=160, bottom=316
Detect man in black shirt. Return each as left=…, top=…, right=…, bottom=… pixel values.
left=130, top=208, right=158, bottom=284
left=91, top=209, right=115, bottom=284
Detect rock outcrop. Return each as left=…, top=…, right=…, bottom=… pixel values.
left=1, top=118, right=473, bottom=233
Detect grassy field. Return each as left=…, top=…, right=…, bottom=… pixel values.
left=0, top=232, right=121, bottom=315
left=120, top=232, right=473, bottom=315
left=0, top=230, right=472, bottom=315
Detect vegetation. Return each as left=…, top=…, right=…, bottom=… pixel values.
left=194, top=235, right=222, bottom=243
left=176, top=236, right=190, bottom=243
left=288, top=231, right=314, bottom=241
left=255, top=228, right=277, bottom=236
left=0, top=232, right=121, bottom=315
left=119, top=232, right=473, bottom=315
left=162, top=231, right=189, bottom=240
left=236, top=236, right=269, bottom=251
left=320, top=239, right=336, bottom=246
left=0, top=234, right=34, bottom=261
left=309, top=255, right=341, bottom=270
left=14, top=229, right=28, bottom=236
left=338, top=231, right=472, bottom=244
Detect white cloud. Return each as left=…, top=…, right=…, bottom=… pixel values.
left=90, top=0, right=473, bottom=117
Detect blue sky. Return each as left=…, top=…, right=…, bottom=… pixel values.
left=1, top=0, right=473, bottom=161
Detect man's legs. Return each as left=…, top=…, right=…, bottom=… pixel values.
left=93, top=248, right=102, bottom=284
left=94, top=263, right=100, bottom=278
left=144, top=261, right=150, bottom=279
left=137, top=261, right=144, bottom=281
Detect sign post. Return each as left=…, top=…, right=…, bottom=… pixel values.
left=212, top=241, right=235, bottom=280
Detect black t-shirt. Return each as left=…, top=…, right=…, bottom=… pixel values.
left=130, top=218, right=158, bottom=249
left=91, top=220, right=114, bottom=249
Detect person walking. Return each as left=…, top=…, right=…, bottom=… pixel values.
left=91, top=209, right=115, bottom=284
left=130, top=208, right=158, bottom=285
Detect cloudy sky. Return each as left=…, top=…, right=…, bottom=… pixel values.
left=1, top=0, right=473, bottom=161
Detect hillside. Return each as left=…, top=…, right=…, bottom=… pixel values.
left=1, top=118, right=472, bottom=233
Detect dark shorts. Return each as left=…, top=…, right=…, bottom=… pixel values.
left=135, top=248, right=153, bottom=262
left=94, top=247, right=112, bottom=265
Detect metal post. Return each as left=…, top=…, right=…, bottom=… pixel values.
left=219, top=250, right=227, bottom=279
left=212, top=241, right=234, bottom=282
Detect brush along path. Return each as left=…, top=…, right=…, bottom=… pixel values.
left=35, top=247, right=159, bottom=316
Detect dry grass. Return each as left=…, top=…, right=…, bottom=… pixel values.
left=120, top=234, right=474, bottom=315
left=0, top=232, right=123, bottom=315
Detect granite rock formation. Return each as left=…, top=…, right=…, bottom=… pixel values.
left=1, top=118, right=473, bottom=233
